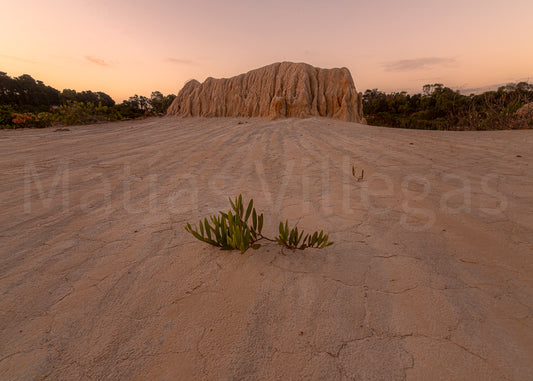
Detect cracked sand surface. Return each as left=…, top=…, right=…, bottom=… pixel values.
left=0, top=117, right=532, bottom=379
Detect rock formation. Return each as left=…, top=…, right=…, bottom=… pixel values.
left=166, top=62, right=365, bottom=122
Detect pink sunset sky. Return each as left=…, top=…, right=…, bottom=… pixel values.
left=1, top=0, right=532, bottom=102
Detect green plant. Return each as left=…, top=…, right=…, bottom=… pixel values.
left=185, top=195, right=264, bottom=253
left=275, top=220, right=333, bottom=250
left=11, top=112, right=51, bottom=128
left=185, top=195, right=333, bottom=254
left=363, top=82, right=533, bottom=130
left=0, top=105, right=17, bottom=128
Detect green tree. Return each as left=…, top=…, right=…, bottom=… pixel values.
left=150, top=91, right=164, bottom=114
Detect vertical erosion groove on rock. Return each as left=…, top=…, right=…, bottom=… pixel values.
left=166, top=62, right=365, bottom=123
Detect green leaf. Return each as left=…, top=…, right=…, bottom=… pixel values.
left=199, top=220, right=204, bottom=237
left=221, top=216, right=227, bottom=242
left=189, top=229, right=206, bottom=242
left=288, top=228, right=293, bottom=245
left=297, top=230, right=304, bottom=245
left=212, top=224, right=221, bottom=242
left=235, top=228, right=241, bottom=247
left=204, top=218, right=212, bottom=240
left=252, top=243, right=261, bottom=250
left=245, top=199, right=253, bottom=221
left=244, top=227, right=250, bottom=247
left=239, top=194, right=243, bottom=212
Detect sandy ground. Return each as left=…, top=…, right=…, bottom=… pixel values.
left=0, top=117, right=532, bottom=380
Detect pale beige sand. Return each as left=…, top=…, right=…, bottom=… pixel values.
left=0, top=117, right=532, bottom=379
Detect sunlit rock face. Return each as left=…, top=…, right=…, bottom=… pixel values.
left=167, top=62, right=365, bottom=123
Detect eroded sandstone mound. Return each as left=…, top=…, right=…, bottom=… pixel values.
left=166, top=62, right=365, bottom=122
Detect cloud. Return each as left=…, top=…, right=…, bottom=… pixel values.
left=458, top=79, right=531, bottom=95
left=383, top=57, right=456, bottom=72
left=166, top=57, right=198, bottom=65
left=0, top=54, right=37, bottom=64
left=85, top=56, right=110, bottom=67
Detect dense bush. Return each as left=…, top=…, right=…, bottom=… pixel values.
left=52, top=101, right=123, bottom=125
left=59, top=89, right=115, bottom=107
left=0, top=71, right=176, bottom=129
left=11, top=112, right=51, bottom=128
left=363, top=82, right=533, bottom=130
left=0, top=105, right=17, bottom=128
left=0, top=72, right=60, bottom=113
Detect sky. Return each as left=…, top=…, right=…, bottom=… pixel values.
left=1, top=0, right=532, bottom=102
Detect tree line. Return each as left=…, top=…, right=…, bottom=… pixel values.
left=2, top=71, right=531, bottom=130
left=362, top=82, right=533, bottom=130
left=0, top=72, right=176, bottom=128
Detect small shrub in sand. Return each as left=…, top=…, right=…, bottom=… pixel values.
left=275, top=220, right=333, bottom=250
left=185, top=195, right=333, bottom=253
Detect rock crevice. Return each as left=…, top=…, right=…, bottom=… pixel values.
left=167, top=62, right=365, bottom=122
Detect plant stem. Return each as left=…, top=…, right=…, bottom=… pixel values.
left=258, top=234, right=277, bottom=242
